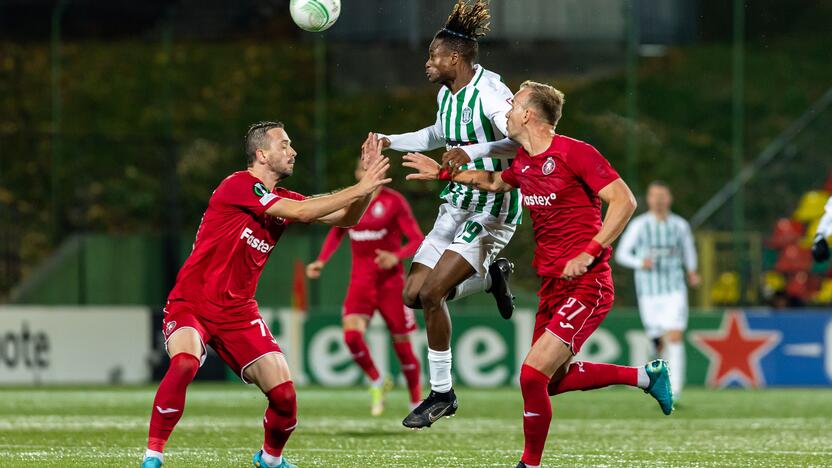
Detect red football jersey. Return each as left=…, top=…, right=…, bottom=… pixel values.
left=316, top=187, right=424, bottom=272
left=500, top=135, right=620, bottom=278
left=168, top=171, right=305, bottom=317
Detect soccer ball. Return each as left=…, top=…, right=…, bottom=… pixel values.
left=289, top=0, right=341, bottom=32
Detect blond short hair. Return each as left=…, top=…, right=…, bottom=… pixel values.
left=520, top=80, right=565, bottom=128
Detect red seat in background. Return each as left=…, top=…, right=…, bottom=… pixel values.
left=767, top=218, right=804, bottom=249
left=786, top=271, right=821, bottom=302
left=775, top=244, right=813, bottom=273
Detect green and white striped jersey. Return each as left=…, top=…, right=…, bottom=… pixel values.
left=615, top=212, right=698, bottom=297
left=382, top=65, right=522, bottom=225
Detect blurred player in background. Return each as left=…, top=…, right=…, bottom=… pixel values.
left=811, top=194, right=832, bottom=262
left=376, top=0, right=520, bottom=428
left=306, top=159, right=425, bottom=416
left=141, top=125, right=390, bottom=468
left=615, top=181, right=699, bottom=401
left=403, top=81, right=673, bottom=468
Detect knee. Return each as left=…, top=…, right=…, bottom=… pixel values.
left=266, top=381, right=297, bottom=419
left=403, top=288, right=422, bottom=309
left=168, top=352, right=200, bottom=378
left=418, top=284, right=445, bottom=311
left=343, top=329, right=363, bottom=349
left=519, top=364, right=549, bottom=391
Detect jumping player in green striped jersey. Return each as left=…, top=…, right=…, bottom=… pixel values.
left=376, top=0, right=520, bottom=429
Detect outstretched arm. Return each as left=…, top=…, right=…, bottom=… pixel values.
left=441, top=138, right=520, bottom=169
left=402, top=152, right=515, bottom=193
left=316, top=134, right=389, bottom=226
left=377, top=116, right=445, bottom=153
left=462, top=138, right=520, bottom=160
left=269, top=136, right=391, bottom=225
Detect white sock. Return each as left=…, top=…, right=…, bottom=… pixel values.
left=524, top=464, right=541, bottom=468
left=260, top=448, right=282, bottom=467
left=448, top=275, right=490, bottom=302
left=665, top=341, right=685, bottom=397
left=427, top=348, right=453, bottom=392
left=636, top=367, right=649, bottom=389
left=144, top=450, right=163, bottom=462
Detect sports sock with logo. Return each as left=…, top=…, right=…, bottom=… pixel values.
left=147, top=353, right=200, bottom=452
left=393, top=340, right=422, bottom=404
left=520, top=364, right=552, bottom=467
left=343, top=329, right=380, bottom=382
left=263, top=381, right=297, bottom=460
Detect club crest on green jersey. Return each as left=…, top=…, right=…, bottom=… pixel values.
left=461, top=107, right=473, bottom=125
left=542, top=157, right=556, bottom=175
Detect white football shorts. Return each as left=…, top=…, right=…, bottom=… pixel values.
left=413, top=203, right=515, bottom=276
left=637, top=290, right=689, bottom=338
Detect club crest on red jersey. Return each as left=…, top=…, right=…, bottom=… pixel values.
left=542, top=157, right=556, bottom=175
left=372, top=202, right=385, bottom=218
left=165, top=321, right=177, bottom=336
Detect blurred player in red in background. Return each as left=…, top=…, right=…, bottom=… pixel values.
left=141, top=125, right=391, bottom=468
left=306, top=159, right=425, bottom=416
left=403, top=82, right=674, bottom=468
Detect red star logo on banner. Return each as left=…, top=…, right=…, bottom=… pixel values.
left=690, top=311, right=781, bottom=388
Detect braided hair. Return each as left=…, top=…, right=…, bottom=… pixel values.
left=434, top=0, right=491, bottom=63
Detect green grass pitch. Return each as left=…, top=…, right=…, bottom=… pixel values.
left=1, top=384, right=830, bottom=467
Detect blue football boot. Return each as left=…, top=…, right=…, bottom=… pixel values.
left=253, top=450, right=298, bottom=468
left=644, top=359, right=674, bottom=415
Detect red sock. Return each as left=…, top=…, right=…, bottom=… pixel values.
left=147, top=353, right=200, bottom=452
left=520, top=364, right=552, bottom=467
left=393, top=340, right=421, bottom=404
left=344, top=329, right=380, bottom=381
left=548, top=361, right=639, bottom=395
left=263, top=381, right=297, bottom=458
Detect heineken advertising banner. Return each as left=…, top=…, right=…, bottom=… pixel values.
left=262, top=307, right=832, bottom=388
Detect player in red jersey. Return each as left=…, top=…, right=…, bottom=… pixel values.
left=403, top=81, right=674, bottom=468
left=141, top=123, right=391, bottom=468
left=306, top=160, right=425, bottom=415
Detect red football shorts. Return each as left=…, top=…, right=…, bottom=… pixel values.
left=162, top=299, right=282, bottom=383
left=533, top=269, right=615, bottom=355
left=342, top=266, right=416, bottom=335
